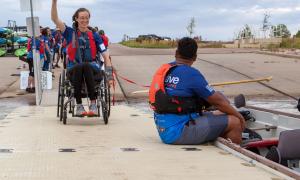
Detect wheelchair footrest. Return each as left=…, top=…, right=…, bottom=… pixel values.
left=86, top=113, right=99, bottom=117
left=74, top=114, right=86, bottom=118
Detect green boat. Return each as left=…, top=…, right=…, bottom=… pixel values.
left=14, top=47, right=27, bottom=57
left=0, top=48, right=6, bottom=57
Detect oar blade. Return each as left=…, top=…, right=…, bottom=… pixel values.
left=297, top=98, right=300, bottom=112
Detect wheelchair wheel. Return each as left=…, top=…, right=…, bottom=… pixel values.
left=59, top=70, right=66, bottom=122
left=63, top=110, right=67, bottom=125
left=57, top=73, right=62, bottom=117
left=104, top=77, right=111, bottom=118
left=100, top=73, right=111, bottom=124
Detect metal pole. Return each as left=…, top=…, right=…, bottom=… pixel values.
left=29, top=0, right=41, bottom=105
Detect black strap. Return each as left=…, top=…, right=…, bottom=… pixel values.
left=72, top=23, right=83, bottom=63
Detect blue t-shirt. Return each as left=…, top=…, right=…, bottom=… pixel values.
left=41, top=35, right=50, bottom=54
left=53, top=31, right=62, bottom=49
left=154, top=62, right=215, bottom=144
left=62, top=25, right=107, bottom=70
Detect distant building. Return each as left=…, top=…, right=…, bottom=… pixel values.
left=137, top=34, right=171, bottom=41
left=5, top=26, right=27, bottom=32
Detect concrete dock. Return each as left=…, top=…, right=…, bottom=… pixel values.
left=0, top=105, right=292, bottom=180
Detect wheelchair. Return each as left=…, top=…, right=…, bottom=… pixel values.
left=56, top=64, right=111, bottom=125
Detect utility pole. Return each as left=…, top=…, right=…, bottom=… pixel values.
left=21, top=0, right=42, bottom=105
left=262, top=12, right=271, bottom=39
left=186, top=17, right=196, bottom=37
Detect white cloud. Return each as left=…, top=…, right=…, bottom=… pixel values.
left=59, top=0, right=97, bottom=6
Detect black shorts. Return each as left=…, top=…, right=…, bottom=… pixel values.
left=27, top=58, right=34, bottom=77
left=67, top=63, right=102, bottom=83
left=54, top=47, right=60, bottom=53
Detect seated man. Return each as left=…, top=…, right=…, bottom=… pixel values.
left=149, top=37, right=245, bottom=145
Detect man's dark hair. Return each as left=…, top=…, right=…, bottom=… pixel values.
left=177, top=37, right=198, bottom=60
left=41, top=28, right=48, bottom=36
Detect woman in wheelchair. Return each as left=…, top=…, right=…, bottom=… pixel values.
left=51, top=0, right=114, bottom=116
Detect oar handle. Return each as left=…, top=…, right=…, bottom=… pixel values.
left=210, top=76, right=272, bottom=87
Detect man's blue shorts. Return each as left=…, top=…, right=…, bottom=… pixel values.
left=173, top=112, right=228, bottom=145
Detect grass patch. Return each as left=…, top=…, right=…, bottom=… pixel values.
left=198, top=42, right=224, bottom=48
left=121, top=40, right=226, bottom=49
left=280, top=38, right=300, bottom=49
left=264, top=38, right=300, bottom=51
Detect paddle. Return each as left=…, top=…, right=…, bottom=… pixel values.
left=297, top=98, right=300, bottom=112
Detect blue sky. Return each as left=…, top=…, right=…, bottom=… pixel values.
left=0, top=0, right=299, bottom=42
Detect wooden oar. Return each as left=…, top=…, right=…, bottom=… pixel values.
left=210, top=76, right=272, bottom=87
left=131, top=76, right=273, bottom=94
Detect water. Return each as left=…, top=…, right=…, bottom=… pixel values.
left=0, top=97, right=34, bottom=120
left=248, top=100, right=299, bottom=114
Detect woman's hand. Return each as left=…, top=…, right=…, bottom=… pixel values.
left=105, top=66, right=114, bottom=87
left=109, top=80, right=115, bottom=88
left=51, top=0, right=66, bottom=32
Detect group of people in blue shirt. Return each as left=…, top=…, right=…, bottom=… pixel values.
left=25, top=26, right=67, bottom=93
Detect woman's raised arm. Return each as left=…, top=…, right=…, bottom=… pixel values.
left=51, top=0, right=66, bottom=32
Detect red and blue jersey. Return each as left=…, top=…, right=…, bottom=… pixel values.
left=62, top=25, right=107, bottom=70
left=53, top=31, right=62, bottom=49
left=41, top=35, right=51, bottom=54
left=26, top=37, right=45, bottom=60
left=154, top=61, right=215, bottom=144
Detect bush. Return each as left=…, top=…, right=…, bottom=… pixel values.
left=280, top=38, right=300, bottom=49
left=267, top=44, right=280, bottom=52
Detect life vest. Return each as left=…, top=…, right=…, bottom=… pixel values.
left=27, top=38, right=45, bottom=54
left=101, top=35, right=109, bottom=47
left=149, top=63, right=209, bottom=114
left=67, top=31, right=97, bottom=62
